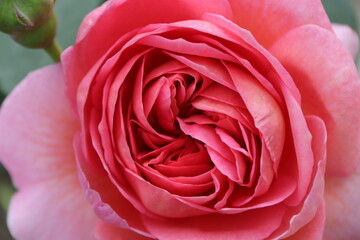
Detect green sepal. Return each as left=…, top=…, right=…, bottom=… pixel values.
left=10, top=11, right=56, bottom=48
left=0, top=0, right=55, bottom=33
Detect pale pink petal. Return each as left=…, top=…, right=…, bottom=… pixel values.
left=324, top=164, right=360, bottom=239
left=228, top=0, right=332, bottom=47
left=0, top=64, right=79, bottom=187
left=0, top=64, right=98, bottom=239
left=270, top=24, right=360, bottom=177
left=332, top=23, right=359, bottom=59
left=7, top=174, right=97, bottom=240
left=96, top=221, right=152, bottom=240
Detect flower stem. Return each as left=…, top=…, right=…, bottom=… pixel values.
left=44, top=40, right=62, bottom=62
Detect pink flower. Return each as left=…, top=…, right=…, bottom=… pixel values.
left=1, top=0, right=360, bottom=239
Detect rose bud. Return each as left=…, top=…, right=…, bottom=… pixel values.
left=0, top=0, right=56, bottom=48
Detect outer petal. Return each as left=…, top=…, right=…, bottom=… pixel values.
left=0, top=65, right=98, bottom=239
left=228, top=0, right=332, bottom=47
left=324, top=164, right=360, bottom=239
left=76, top=0, right=111, bottom=42
left=332, top=23, right=359, bottom=59
left=270, top=24, right=360, bottom=177
left=7, top=175, right=97, bottom=240
left=0, top=64, right=79, bottom=187
left=62, top=0, right=233, bottom=106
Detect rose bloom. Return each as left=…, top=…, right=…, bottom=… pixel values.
left=1, top=0, right=360, bottom=239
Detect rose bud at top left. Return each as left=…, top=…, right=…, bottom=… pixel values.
left=0, top=0, right=56, bottom=48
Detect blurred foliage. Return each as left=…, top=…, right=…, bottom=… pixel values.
left=0, top=0, right=99, bottom=94
left=0, top=0, right=358, bottom=239
left=322, top=0, right=358, bottom=31
left=0, top=164, right=14, bottom=240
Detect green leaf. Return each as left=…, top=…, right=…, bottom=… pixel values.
left=0, top=0, right=99, bottom=94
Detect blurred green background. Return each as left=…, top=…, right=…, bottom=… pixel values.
left=0, top=0, right=359, bottom=239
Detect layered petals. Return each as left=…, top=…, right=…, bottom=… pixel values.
left=1, top=0, right=359, bottom=239
left=69, top=12, right=331, bottom=239
left=62, top=0, right=233, bottom=106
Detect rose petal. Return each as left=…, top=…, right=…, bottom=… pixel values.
left=96, top=221, right=152, bottom=240
left=286, top=202, right=325, bottom=240
left=332, top=23, right=359, bottom=59
left=270, top=24, right=360, bottom=177
left=271, top=115, right=327, bottom=238
left=141, top=205, right=286, bottom=240
left=76, top=0, right=111, bottom=42
left=228, top=0, right=332, bottom=47
left=123, top=167, right=213, bottom=217
left=324, top=164, right=360, bottom=239
left=0, top=64, right=78, bottom=187
left=202, top=13, right=300, bottom=105
left=7, top=175, right=97, bottom=240
left=280, top=90, right=316, bottom=206
left=75, top=136, right=155, bottom=238
left=178, top=119, right=238, bottom=181
left=137, top=34, right=235, bottom=61
left=137, top=163, right=213, bottom=196
left=63, top=0, right=233, bottom=104
left=0, top=64, right=98, bottom=239
left=226, top=62, right=285, bottom=169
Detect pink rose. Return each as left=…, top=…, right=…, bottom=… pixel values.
left=1, top=0, right=360, bottom=239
